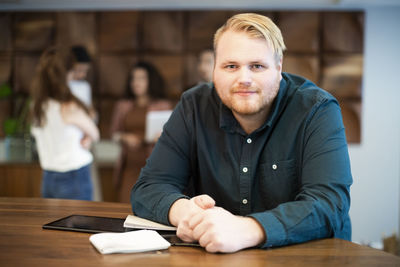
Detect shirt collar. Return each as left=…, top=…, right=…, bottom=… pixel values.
left=217, top=76, right=289, bottom=136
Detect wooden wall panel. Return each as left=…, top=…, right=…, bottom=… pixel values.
left=99, top=12, right=140, bottom=52
left=283, top=55, right=319, bottom=82
left=98, top=99, right=118, bottom=140
left=279, top=12, right=319, bottom=53
left=3, top=10, right=364, bottom=148
left=13, top=55, right=39, bottom=94
left=98, top=55, right=137, bottom=97
left=0, top=54, right=12, bottom=84
left=0, top=100, right=11, bottom=137
left=321, top=55, right=363, bottom=99
left=0, top=164, right=42, bottom=197
left=13, top=13, right=55, bottom=51
left=143, top=54, right=184, bottom=99
left=341, top=101, right=361, bottom=143
left=142, top=12, right=184, bottom=52
left=0, top=14, right=12, bottom=51
left=187, top=11, right=231, bottom=51
left=323, top=12, right=364, bottom=53
left=56, top=12, right=97, bottom=56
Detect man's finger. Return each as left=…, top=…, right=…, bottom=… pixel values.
left=194, top=194, right=215, bottom=209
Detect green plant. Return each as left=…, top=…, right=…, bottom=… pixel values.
left=1, top=82, right=31, bottom=136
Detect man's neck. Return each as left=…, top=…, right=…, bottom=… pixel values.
left=232, top=107, right=270, bottom=135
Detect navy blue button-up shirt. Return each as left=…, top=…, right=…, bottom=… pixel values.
left=131, top=72, right=352, bottom=248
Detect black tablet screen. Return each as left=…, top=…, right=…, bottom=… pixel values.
left=42, top=215, right=198, bottom=246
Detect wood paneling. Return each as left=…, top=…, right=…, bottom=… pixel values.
left=0, top=100, right=11, bottom=137
left=0, top=163, right=118, bottom=202
left=321, top=54, right=363, bottom=99
left=283, top=55, right=319, bottom=82
left=3, top=10, right=364, bottom=155
left=0, top=14, right=12, bottom=51
left=98, top=165, right=118, bottom=202
left=98, top=55, right=137, bottom=97
left=0, top=163, right=42, bottom=197
left=341, top=101, right=361, bottom=143
left=323, top=12, right=364, bottom=53
left=0, top=54, right=12, bottom=84
left=142, top=11, right=184, bottom=52
left=99, top=12, right=140, bottom=51
left=13, top=55, right=39, bottom=94
left=13, top=13, right=55, bottom=51
left=279, top=12, right=320, bottom=53
left=187, top=11, right=231, bottom=51
left=98, top=98, right=118, bottom=139
left=143, top=54, right=184, bottom=99
left=56, top=12, right=97, bottom=56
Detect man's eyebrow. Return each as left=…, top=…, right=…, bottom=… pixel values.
left=249, top=59, right=268, bottom=64
left=219, top=60, right=238, bottom=64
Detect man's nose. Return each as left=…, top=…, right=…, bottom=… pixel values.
left=238, top=67, right=252, bottom=87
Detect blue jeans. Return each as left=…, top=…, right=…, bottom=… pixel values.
left=42, top=164, right=93, bottom=200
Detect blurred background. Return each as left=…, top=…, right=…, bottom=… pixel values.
left=0, top=0, right=399, bottom=253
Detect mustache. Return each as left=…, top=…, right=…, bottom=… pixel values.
left=231, top=86, right=259, bottom=93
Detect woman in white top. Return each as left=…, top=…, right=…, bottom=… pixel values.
left=30, top=47, right=99, bottom=200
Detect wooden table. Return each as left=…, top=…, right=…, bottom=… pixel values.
left=0, top=197, right=399, bottom=267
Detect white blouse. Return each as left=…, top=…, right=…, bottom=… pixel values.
left=31, top=100, right=93, bottom=172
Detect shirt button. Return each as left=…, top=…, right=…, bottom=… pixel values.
left=242, top=199, right=248, bottom=204
left=272, top=164, right=277, bottom=170
left=246, top=138, right=252, bottom=144
left=242, top=167, right=248, bottom=173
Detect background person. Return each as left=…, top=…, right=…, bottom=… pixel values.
left=110, top=61, right=172, bottom=203
left=197, top=49, right=214, bottom=84
left=67, top=45, right=93, bottom=109
left=131, top=13, right=352, bottom=253
left=67, top=45, right=102, bottom=200
left=30, top=47, right=100, bottom=200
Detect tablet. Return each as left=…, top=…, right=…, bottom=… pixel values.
left=42, top=215, right=130, bottom=233
left=145, top=110, right=172, bottom=143
left=43, top=215, right=198, bottom=246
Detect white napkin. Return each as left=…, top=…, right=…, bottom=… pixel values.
left=89, top=230, right=171, bottom=254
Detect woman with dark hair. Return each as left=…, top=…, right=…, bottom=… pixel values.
left=110, top=61, right=172, bottom=202
left=30, top=47, right=99, bottom=200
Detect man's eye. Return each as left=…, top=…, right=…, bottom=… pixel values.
left=225, top=65, right=237, bottom=69
left=251, top=64, right=264, bottom=69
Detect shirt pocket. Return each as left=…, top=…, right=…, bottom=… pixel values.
left=257, top=159, right=298, bottom=209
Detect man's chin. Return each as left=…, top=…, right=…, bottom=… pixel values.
left=231, top=106, right=262, bottom=116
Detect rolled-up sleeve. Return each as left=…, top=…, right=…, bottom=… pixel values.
left=249, top=98, right=352, bottom=248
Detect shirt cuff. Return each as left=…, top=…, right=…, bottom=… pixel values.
left=248, top=211, right=287, bottom=248
left=155, top=193, right=189, bottom=226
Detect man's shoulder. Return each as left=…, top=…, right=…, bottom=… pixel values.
left=182, top=82, right=214, bottom=98
left=180, top=82, right=217, bottom=107
left=283, top=73, right=336, bottom=105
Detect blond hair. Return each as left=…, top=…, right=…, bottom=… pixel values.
left=214, top=13, right=286, bottom=63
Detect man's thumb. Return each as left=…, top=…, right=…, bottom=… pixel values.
left=194, top=194, right=215, bottom=209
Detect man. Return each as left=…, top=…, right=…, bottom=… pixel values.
left=131, top=13, right=352, bottom=253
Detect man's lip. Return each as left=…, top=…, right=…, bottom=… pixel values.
left=233, top=91, right=257, bottom=96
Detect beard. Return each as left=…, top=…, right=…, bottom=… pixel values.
left=222, top=80, right=280, bottom=117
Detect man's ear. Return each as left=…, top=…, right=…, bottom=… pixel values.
left=276, top=56, right=283, bottom=72
left=276, top=57, right=283, bottom=81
